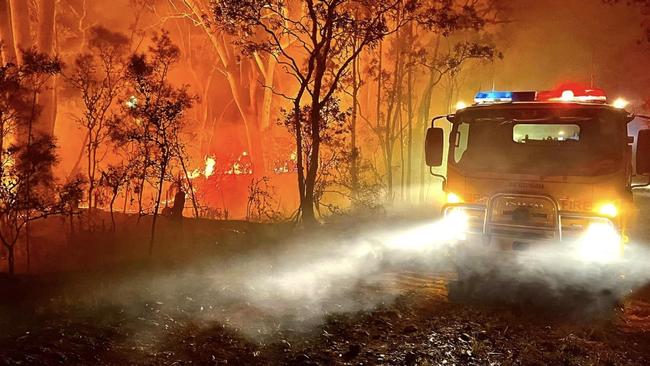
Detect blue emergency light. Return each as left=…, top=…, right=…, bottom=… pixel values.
left=474, top=91, right=511, bottom=104
left=474, top=91, right=537, bottom=104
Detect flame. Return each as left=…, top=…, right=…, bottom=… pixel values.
left=187, top=155, right=216, bottom=179
left=189, top=153, right=252, bottom=178
left=204, top=156, right=216, bottom=178
left=225, top=152, right=253, bottom=175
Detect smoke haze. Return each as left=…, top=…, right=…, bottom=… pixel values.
left=457, top=0, right=650, bottom=106
left=63, top=215, right=650, bottom=347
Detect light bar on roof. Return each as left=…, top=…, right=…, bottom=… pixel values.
left=474, top=91, right=512, bottom=104
left=474, top=91, right=537, bottom=104
left=536, top=88, right=607, bottom=103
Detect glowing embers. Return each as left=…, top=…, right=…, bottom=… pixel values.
left=126, top=95, right=138, bottom=109
left=273, top=152, right=298, bottom=174
left=575, top=222, right=622, bottom=263
left=225, top=151, right=253, bottom=175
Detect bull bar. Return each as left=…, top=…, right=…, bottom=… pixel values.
left=442, top=193, right=617, bottom=242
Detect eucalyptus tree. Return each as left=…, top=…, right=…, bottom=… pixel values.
left=213, top=0, right=399, bottom=224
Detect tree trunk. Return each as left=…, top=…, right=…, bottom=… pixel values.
left=406, top=25, right=414, bottom=202
left=24, top=225, right=29, bottom=272
left=375, top=40, right=383, bottom=199
left=398, top=98, right=405, bottom=201
left=418, top=35, right=441, bottom=203
left=69, top=210, right=74, bottom=235
left=7, top=244, right=14, bottom=275
left=302, top=46, right=329, bottom=225
left=23, top=89, right=37, bottom=273
left=110, top=195, right=116, bottom=232
left=37, top=0, right=57, bottom=136
left=8, top=0, right=31, bottom=63
left=149, top=159, right=167, bottom=255
left=66, top=131, right=89, bottom=180
left=260, top=55, right=276, bottom=130
left=123, top=184, right=130, bottom=214
left=87, top=138, right=94, bottom=212
left=0, top=0, right=17, bottom=64
left=293, top=101, right=306, bottom=218
left=136, top=170, right=146, bottom=222
left=350, top=48, right=360, bottom=203
left=385, top=45, right=403, bottom=202
left=178, top=152, right=200, bottom=218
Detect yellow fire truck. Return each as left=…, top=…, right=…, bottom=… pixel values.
left=425, top=87, right=650, bottom=263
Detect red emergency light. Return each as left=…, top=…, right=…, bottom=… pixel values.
left=536, top=85, right=607, bottom=103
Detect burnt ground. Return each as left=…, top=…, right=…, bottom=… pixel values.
left=1, top=200, right=650, bottom=365
left=0, top=267, right=649, bottom=366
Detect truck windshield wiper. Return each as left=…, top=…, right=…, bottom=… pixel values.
left=496, top=117, right=551, bottom=125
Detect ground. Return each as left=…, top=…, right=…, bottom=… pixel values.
left=1, top=197, right=650, bottom=365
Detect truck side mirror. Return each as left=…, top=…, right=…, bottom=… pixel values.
left=425, top=127, right=444, bottom=167
left=637, top=129, right=650, bottom=175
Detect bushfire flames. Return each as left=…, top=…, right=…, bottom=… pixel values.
left=189, top=156, right=217, bottom=179
left=189, top=153, right=252, bottom=180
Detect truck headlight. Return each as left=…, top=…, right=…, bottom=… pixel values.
left=446, top=192, right=463, bottom=204
left=576, top=222, right=622, bottom=263
left=443, top=208, right=469, bottom=241
left=596, top=202, right=618, bottom=218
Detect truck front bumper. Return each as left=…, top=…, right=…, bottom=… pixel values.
left=442, top=193, right=623, bottom=263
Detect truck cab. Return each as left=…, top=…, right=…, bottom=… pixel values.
left=425, top=88, right=650, bottom=262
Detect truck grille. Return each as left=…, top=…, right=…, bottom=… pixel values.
left=489, top=195, right=556, bottom=227
left=488, top=195, right=558, bottom=239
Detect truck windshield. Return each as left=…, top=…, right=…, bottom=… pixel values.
left=450, top=109, right=625, bottom=176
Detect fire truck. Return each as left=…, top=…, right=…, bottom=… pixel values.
left=425, top=87, right=650, bottom=263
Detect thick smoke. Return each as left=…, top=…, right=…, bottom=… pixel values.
left=72, top=214, right=650, bottom=347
